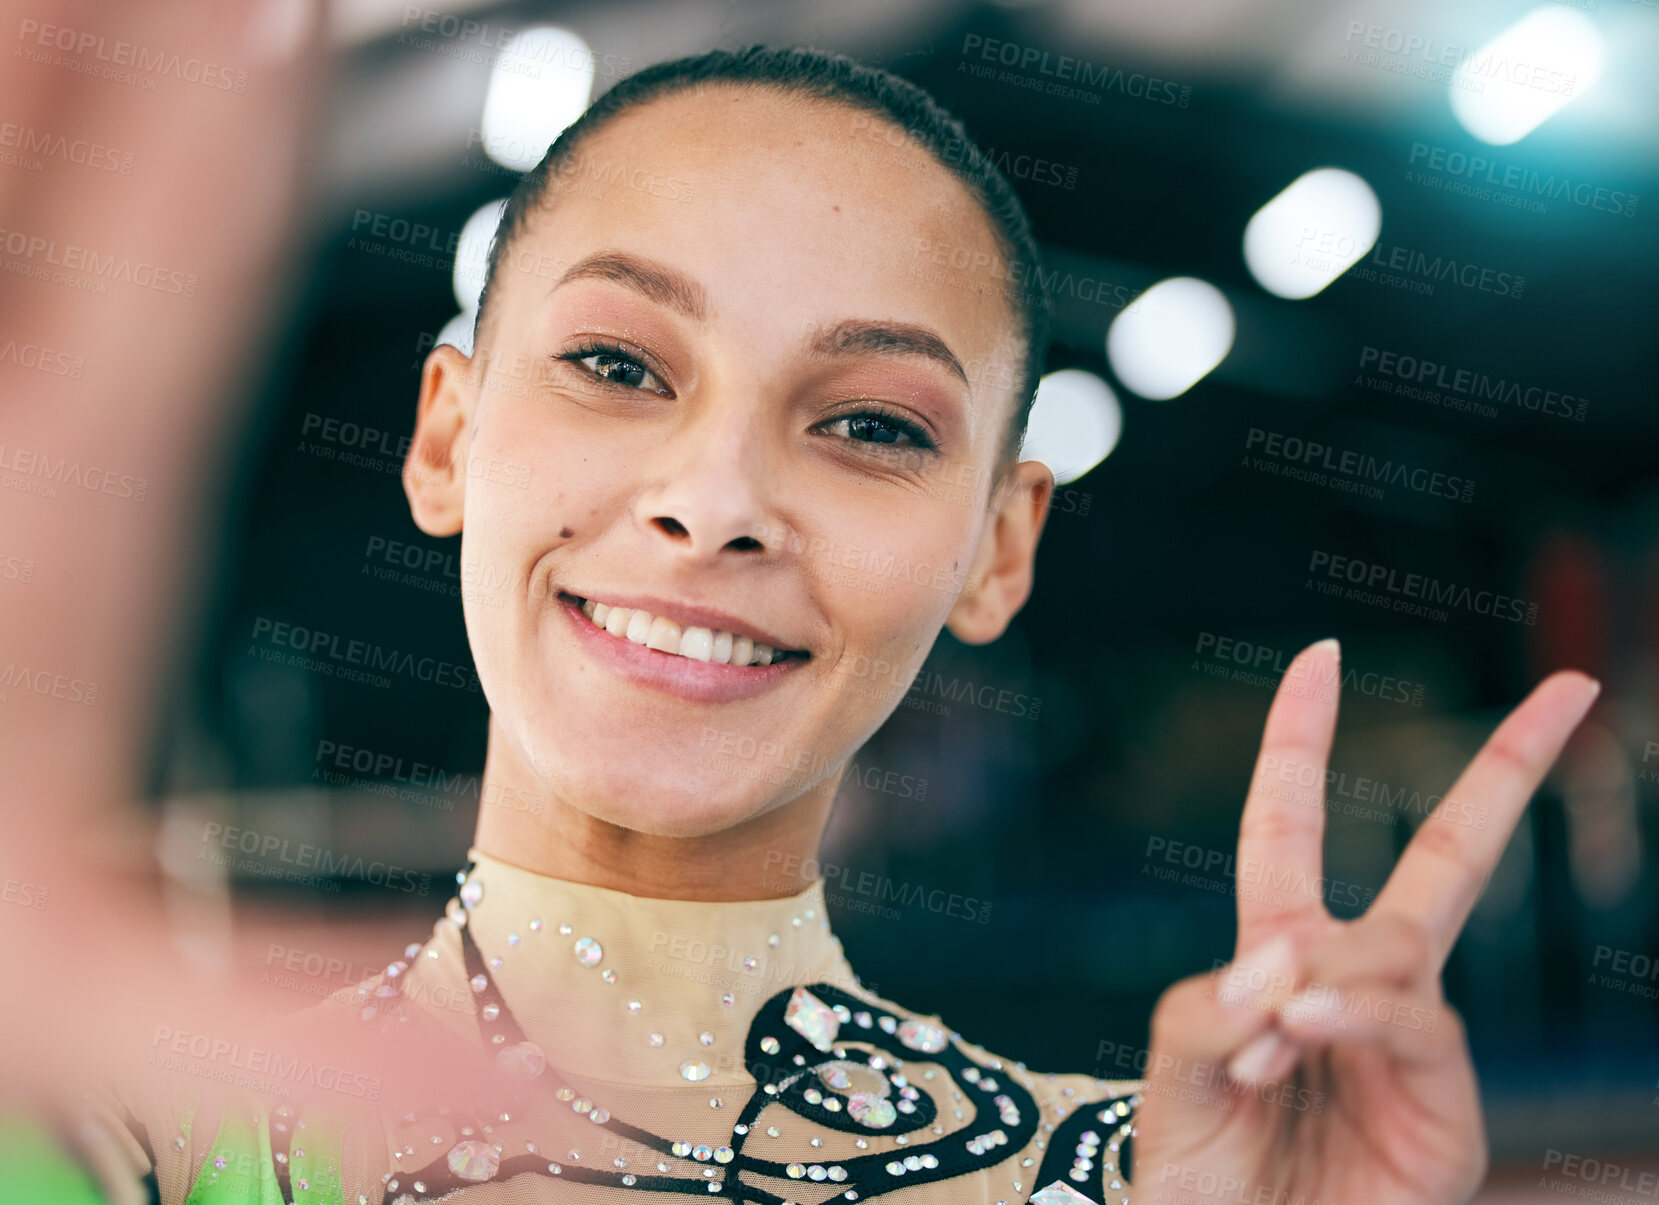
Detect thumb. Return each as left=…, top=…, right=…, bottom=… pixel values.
left=1146, top=934, right=1301, bottom=1106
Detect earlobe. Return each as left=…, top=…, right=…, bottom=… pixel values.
left=944, top=460, right=1054, bottom=645
left=403, top=342, right=475, bottom=537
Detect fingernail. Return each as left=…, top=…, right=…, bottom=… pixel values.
left=1307, top=637, right=1340, bottom=662
left=1218, top=933, right=1298, bottom=1012
left=1226, top=1030, right=1284, bottom=1084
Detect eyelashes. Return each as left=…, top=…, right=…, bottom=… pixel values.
left=550, top=339, right=941, bottom=453
left=554, top=339, right=672, bottom=397
left=816, top=402, right=938, bottom=452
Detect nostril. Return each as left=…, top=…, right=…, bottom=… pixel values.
left=652, top=516, right=690, bottom=539
left=726, top=536, right=762, bottom=552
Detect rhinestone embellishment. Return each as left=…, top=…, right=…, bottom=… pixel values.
left=447, top=1141, right=500, bottom=1182
left=496, top=1041, right=546, bottom=1080
left=896, top=1018, right=948, bottom=1054
left=1031, top=1182, right=1096, bottom=1205
left=573, top=937, right=603, bottom=967
left=680, top=1060, right=712, bottom=1082
left=783, top=987, right=839, bottom=1052
left=847, top=1093, right=898, bottom=1129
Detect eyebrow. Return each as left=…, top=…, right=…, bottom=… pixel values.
left=807, top=319, right=968, bottom=384
left=552, top=250, right=967, bottom=385
left=553, top=250, right=709, bottom=321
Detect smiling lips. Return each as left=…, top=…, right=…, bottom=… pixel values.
left=570, top=595, right=806, bottom=667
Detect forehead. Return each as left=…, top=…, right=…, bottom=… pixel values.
left=501, top=85, right=1023, bottom=412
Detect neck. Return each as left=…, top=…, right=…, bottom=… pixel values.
left=471, top=719, right=839, bottom=902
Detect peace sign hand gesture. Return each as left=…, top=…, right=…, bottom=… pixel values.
left=1134, top=639, right=1600, bottom=1205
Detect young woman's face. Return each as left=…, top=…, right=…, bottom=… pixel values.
left=411, top=87, right=1049, bottom=837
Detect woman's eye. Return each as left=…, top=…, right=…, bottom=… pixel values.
left=561, top=345, right=668, bottom=395
left=825, top=411, right=935, bottom=450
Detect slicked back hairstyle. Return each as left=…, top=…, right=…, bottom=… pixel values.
left=472, top=44, right=1050, bottom=477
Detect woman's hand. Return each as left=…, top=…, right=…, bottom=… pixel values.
left=1134, top=638, right=1599, bottom=1205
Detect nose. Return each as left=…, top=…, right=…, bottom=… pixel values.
left=631, top=401, right=788, bottom=561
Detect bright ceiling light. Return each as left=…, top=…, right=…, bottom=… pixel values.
left=1243, top=168, right=1381, bottom=300
left=480, top=26, right=595, bottom=171
left=1450, top=8, right=1605, bottom=145
left=1105, top=277, right=1235, bottom=400
left=1021, top=369, right=1122, bottom=485
left=452, top=198, right=507, bottom=314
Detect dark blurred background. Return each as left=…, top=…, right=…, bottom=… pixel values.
left=147, top=0, right=1659, bottom=1186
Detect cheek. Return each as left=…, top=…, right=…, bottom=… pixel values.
left=812, top=489, right=977, bottom=652
left=465, top=395, right=629, bottom=544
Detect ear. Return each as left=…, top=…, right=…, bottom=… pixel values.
left=945, top=459, right=1054, bottom=645
left=403, top=342, right=475, bottom=537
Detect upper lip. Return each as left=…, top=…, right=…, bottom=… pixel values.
left=559, top=589, right=809, bottom=655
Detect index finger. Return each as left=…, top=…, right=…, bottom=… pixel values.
left=1372, top=670, right=1600, bottom=970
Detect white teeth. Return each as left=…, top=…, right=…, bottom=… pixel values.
left=645, top=615, right=681, bottom=653
left=625, top=610, right=653, bottom=645
left=575, top=597, right=787, bottom=666
left=680, top=626, right=714, bottom=661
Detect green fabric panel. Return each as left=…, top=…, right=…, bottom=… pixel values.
left=0, top=1111, right=107, bottom=1205
left=288, top=1106, right=349, bottom=1205
left=182, top=1102, right=285, bottom=1205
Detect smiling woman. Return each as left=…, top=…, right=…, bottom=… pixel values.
left=67, top=41, right=1599, bottom=1205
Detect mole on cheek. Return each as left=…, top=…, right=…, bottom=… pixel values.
left=560, top=527, right=574, bottom=539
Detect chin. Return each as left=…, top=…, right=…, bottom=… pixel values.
left=548, top=752, right=778, bottom=840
